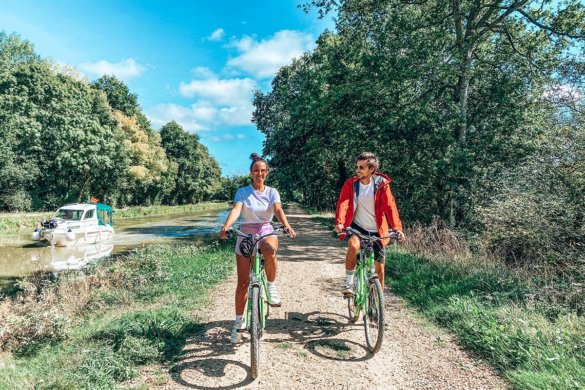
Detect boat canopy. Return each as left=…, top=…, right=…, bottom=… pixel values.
left=95, top=203, right=113, bottom=226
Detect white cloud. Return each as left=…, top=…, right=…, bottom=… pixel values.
left=227, top=30, right=315, bottom=79
left=190, top=66, right=216, bottom=78
left=208, top=28, right=225, bottom=41
left=179, top=77, right=256, bottom=106
left=147, top=77, right=257, bottom=131
left=209, top=133, right=237, bottom=142
left=147, top=30, right=316, bottom=135
left=79, top=58, right=146, bottom=80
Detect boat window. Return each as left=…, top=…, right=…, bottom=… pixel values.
left=83, top=209, right=95, bottom=220
left=55, top=209, right=83, bottom=221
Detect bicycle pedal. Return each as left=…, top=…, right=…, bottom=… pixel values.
left=268, top=302, right=282, bottom=307
left=236, top=329, right=246, bottom=333
left=343, top=291, right=355, bottom=297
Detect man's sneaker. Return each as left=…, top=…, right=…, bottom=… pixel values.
left=343, top=283, right=354, bottom=296
left=230, top=317, right=246, bottom=344
left=267, top=284, right=282, bottom=306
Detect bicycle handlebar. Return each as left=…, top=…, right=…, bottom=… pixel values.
left=341, top=227, right=401, bottom=242
left=227, top=224, right=291, bottom=240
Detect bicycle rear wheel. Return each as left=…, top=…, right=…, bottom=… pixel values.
left=364, top=277, right=385, bottom=353
left=250, top=286, right=261, bottom=379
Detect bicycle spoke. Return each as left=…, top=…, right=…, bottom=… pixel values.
left=364, top=278, right=385, bottom=353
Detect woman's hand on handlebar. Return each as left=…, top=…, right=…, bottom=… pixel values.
left=219, top=226, right=230, bottom=240
left=284, top=225, right=297, bottom=238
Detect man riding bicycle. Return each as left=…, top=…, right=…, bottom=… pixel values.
left=334, top=152, right=405, bottom=294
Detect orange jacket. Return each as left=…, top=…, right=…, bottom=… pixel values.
left=335, top=173, right=403, bottom=247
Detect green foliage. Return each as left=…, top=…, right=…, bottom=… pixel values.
left=213, top=175, right=251, bottom=201
left=91, top=74, right=139, bottom=117
left=255, top=1, right=585, bottom=268
left=386, top=251, right=585, bottom=389
left=0, top=33, right=224, bottom=211
left=160, top=121, right=222, bottom=204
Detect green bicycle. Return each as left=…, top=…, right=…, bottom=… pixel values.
left=228, top=225, right=289, bottom=379
left=343, top=227, right=399, bottom=354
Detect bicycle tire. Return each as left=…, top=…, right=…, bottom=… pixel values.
left=364, top=277, right=385, bottom=353
left=250, top=286, right=261, bottom=379
left=346, top=294, right=358, bottom=323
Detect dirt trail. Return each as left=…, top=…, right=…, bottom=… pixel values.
left=160, top=205, right=507, bottom=389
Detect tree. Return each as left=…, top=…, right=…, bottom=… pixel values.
left=0, top=33, right=129, bottom=210
left=160, top=121, right=222, bottom=204
left=112, top=112, right=174, bottom=206
left=255, top=0, right=584, bottom=266
left=91, top=75, right=139, bottom=117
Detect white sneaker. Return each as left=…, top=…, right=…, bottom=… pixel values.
left=267, top=283, right=282, bottom=306
left=230, top=317, right=246, bottom=344
left=343, top=283, right=354, bottom=296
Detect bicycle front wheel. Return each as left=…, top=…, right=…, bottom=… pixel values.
left=346, top=294, right=358, bottom=323
left=250, top=286, right=261, bottom=379
left=364, top=277, right=385, bottom=353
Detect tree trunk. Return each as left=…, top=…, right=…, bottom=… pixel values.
left=456, top=48, right=473, bottom=144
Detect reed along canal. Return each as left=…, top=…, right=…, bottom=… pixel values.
left=0, top=208, right=230, bottom=291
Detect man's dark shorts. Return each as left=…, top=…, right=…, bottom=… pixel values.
left=347, top=223, right=386, bottom=263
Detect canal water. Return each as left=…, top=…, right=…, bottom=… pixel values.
left=0, top=209, right=230, bottom=291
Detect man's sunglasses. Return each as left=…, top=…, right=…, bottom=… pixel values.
left=356, top=165, right=371, bottom=170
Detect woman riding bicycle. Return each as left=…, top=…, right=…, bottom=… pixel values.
left=219, top=153, right=297, bottom=343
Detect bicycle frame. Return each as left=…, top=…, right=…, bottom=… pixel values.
left=248, top=249, right=269, bottom=331
left=345, top=227, right=399, bottom=318
left=352, top=241, right=377, bottom=318
left=229, top=225, right=287, bottom=332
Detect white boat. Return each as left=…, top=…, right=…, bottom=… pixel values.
left=32, top=203, right=114, bottom=247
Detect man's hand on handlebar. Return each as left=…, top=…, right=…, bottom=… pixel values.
left=334, top=224, right=344, bottom=233
left=396, top=230, right=406, bottom=243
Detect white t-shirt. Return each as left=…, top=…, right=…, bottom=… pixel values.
left=353, top=181, right=377, bottom=232
left=234, top=185, right=281, bottom=224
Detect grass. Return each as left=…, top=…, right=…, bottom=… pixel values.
left=0, top=238, right=234, bottom=389
left=113, top=202, right=228, bottom=219
left=0, top=202, right=229, bottom=232
left=276, top=342, right=293, bottom=350
left=385, top=249, right=585, bottom=390
left=0, top=211, right=52, bottom=231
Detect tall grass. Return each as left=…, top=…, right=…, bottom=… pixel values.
left=0, top=239, right=234, bottom=389
left=0, top=202, right=229, bottom=232
left=386, top=249, right=585, bottom=389
left=0, top=212, right=52, bottom=231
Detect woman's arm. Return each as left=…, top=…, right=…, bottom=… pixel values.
left=219, top=202, right=243, bottom=239
left=273, top=203, right=297, bottom=238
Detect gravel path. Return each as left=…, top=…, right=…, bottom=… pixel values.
left=160, top=205, right=508, bottom=389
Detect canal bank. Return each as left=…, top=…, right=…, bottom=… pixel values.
left=0, top=206, right=230, bottom=293
left=0, top=238, right=236, bottom=389
left=0, top=202, right=229, bottom=233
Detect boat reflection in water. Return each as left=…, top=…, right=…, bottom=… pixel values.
left=1, top=243, right=114, bottom=280
left=33, top=243, right=114, bottom=272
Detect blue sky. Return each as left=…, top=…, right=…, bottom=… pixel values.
left=0, top=0, right=334, bottom=175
